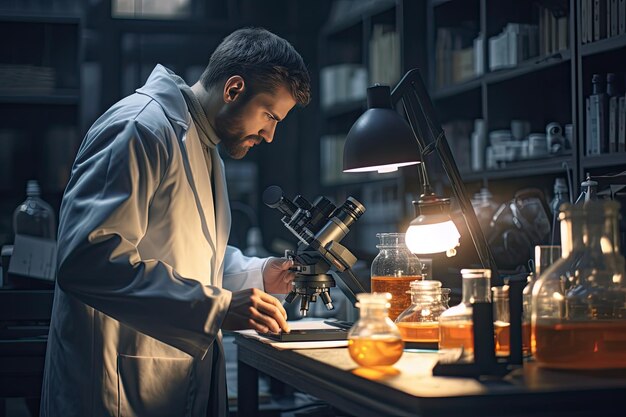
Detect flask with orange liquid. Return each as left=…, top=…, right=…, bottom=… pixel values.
left=395, top=280, right=450, bottom=344
left=438, top=269, right=491, bottom=355
left=532, top=201, right=626, bottom=370
left=348, top=293, right=404, bottom=367
left=370, top=233, right=423, bottom=320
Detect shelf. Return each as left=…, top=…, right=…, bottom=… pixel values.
left=581, top=34, right=626, bottom=57
left=432, top=77, right=482, bottom=100
left=581, top=153, right=626, bottom=170
left=322, top=0, right=395, bottom=36
left=322, top=99, right=367, bottom=118
left=484, top=50, right=571, bottom=85
left=461, top=155, right=573, bottom=181
left=0, top=12, right=80, bottom=24
left=0, top=90, right=79, bottom=105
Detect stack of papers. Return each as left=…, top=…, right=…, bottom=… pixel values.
left=236, top=319, right=349, bottom=350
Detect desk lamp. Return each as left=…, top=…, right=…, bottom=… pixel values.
left=343, top=69, right=522, bottom=376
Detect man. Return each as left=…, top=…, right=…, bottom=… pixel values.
left=40, top=28, right=311, bottom=416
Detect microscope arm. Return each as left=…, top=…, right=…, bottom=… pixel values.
left=331, top=268, right=369, bottom=306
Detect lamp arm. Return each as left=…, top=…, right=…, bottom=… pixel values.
left=391, top=69, right=497, bottom=274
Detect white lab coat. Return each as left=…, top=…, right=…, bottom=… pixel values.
left=40, top=65, right=266, bottom=417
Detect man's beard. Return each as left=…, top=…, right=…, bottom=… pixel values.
left=214, top=106, right=261, bottom=159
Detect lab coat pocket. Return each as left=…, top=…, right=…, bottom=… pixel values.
left=117, top=354, right=194, bottom=417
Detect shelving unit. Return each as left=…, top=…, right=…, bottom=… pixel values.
left=316, top=0, right=626, bottom=271
left=317, top=0, right=426, bottom=257
left=0, top=5, right=82, bottom=246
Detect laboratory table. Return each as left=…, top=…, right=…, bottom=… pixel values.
left=235, top=334, right=626, bottom=417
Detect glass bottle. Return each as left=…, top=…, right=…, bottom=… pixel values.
left=532, top=201, right=626, bottom=369
left=13, top=180, right=56, bottom=239
left=493, top=285, right=510, bottom=356
left=522, top=245, right=561, bottom=356
left=370, top=233, right=423, bottom=320
left=438, top=269, right=491, bottom=354
left=395, top=280, right=450, bottom=343
left=348, top=293, right=404, bottom=367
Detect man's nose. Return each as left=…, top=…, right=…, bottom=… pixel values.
left=260, top=123, right=276, bottom=143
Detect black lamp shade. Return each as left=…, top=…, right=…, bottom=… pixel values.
left=343, top=85, right=421, bottom=173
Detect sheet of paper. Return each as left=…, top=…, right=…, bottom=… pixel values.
left=235, top=319, right=349, bottom=350
left=8, top=234, right=57, bottom=281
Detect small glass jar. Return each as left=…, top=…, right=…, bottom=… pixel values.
left=370, top=233, right=423, bottom=320
left=532, top=201, right=626, bottom=370
left=439, top=269, right=492, bottom=354
left=395, top=280, right=450, bottom=343
left=492, top=285, right=510, bottom=356
left=348, top=293, right=404, bottom=367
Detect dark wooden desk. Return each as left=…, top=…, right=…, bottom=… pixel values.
left=235, top=335, right=626, bottom=417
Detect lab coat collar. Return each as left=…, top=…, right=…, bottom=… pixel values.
left=136, top=64, right=191, bottom=129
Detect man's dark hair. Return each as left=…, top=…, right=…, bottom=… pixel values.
left=200, top=27, right=311, bottom=106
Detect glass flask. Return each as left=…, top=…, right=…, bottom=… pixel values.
left=493, top=285, right=510, bottom=356
left=370, top=233, right=423, bottom=320
left=395, top=280, right=450, bottom=343
left=522, top=245, right=561, bottom=356
left=13, top=180, right=56, bottom=239
left=439, top=269, right=491, bottom=354
left=348, top=293, right=404, bottom=367
left=532, top=201, right=626, bottom=369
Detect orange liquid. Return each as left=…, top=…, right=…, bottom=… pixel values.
left=534, top=321, right=626, bottom=369
left=439, top=321, right=511, bottom=355
left=439, top=321, right=474, bottom=352
left=371, top=276, right=422, bottom=320
left=396, top=322, right=439, bottom=342
left=348, top=337, right=404, bottom=367
left=522, top=322, right=532, bottom=356
left=494, top=321, right=510, bottom=356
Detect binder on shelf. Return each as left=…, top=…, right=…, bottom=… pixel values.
left=582, top=0, right=588, bottom=43
left=617, top=0, right=626, bottom=35
left=611, top=0, right=619, bottom=36
left=609, top=95, right=618, bottom=152
left=594, top=0, right=607, bottom=41
left=618, top=95, right=626, bottom=152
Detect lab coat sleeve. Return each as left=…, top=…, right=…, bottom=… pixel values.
left=221, top=245, right=266, bottom=292
left=56, top=119, right=230, bottom=359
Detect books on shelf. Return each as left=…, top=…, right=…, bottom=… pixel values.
left=435, top=27, right=479, bottom=87
left=489, top=23, right=541, bottom=71
left=584, top=0, right=626, bottom=43
left=320, top=64, right=368, bottom=109
left=369, top=25, right=400, bottom=86
left=538, top=3, right=568, bottom=55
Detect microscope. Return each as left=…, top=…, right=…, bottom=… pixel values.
left=263, top=185, right=369, bottom=316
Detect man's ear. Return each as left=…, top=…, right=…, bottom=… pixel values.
left=223, top=75, right=245, bottom=103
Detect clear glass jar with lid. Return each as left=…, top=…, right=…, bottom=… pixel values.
left=438, top=269, right=492, bottom=354
left=370, top=233, right=423, bottom=320
left=348, top=292, right=404, bottom=367
left=395, top=280, right=450, bottom=343
left=532, top=201, right=626, bottom=369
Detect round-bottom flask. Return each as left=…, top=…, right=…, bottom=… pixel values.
left=348, top=293, right=404, bottom=367
left=395, top=280, right=450, bottom=343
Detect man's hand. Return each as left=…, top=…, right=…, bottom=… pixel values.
left=263, top=257, right=295, bottom=294
left=222, top=288, right=289, bottom=333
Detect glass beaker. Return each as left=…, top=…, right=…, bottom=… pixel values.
left=438, top=269, right=492, bottom=354
left=370, top=233, right=423, bottom=320
left=522, top=245, right=561, bottom=356
left=493, top=285, right=510, bottom=356
left=532, top=201, right=626, bottom=369
left=395, top=280, right=450, bottom=343
left=348, top=293, right=404, bottom=367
